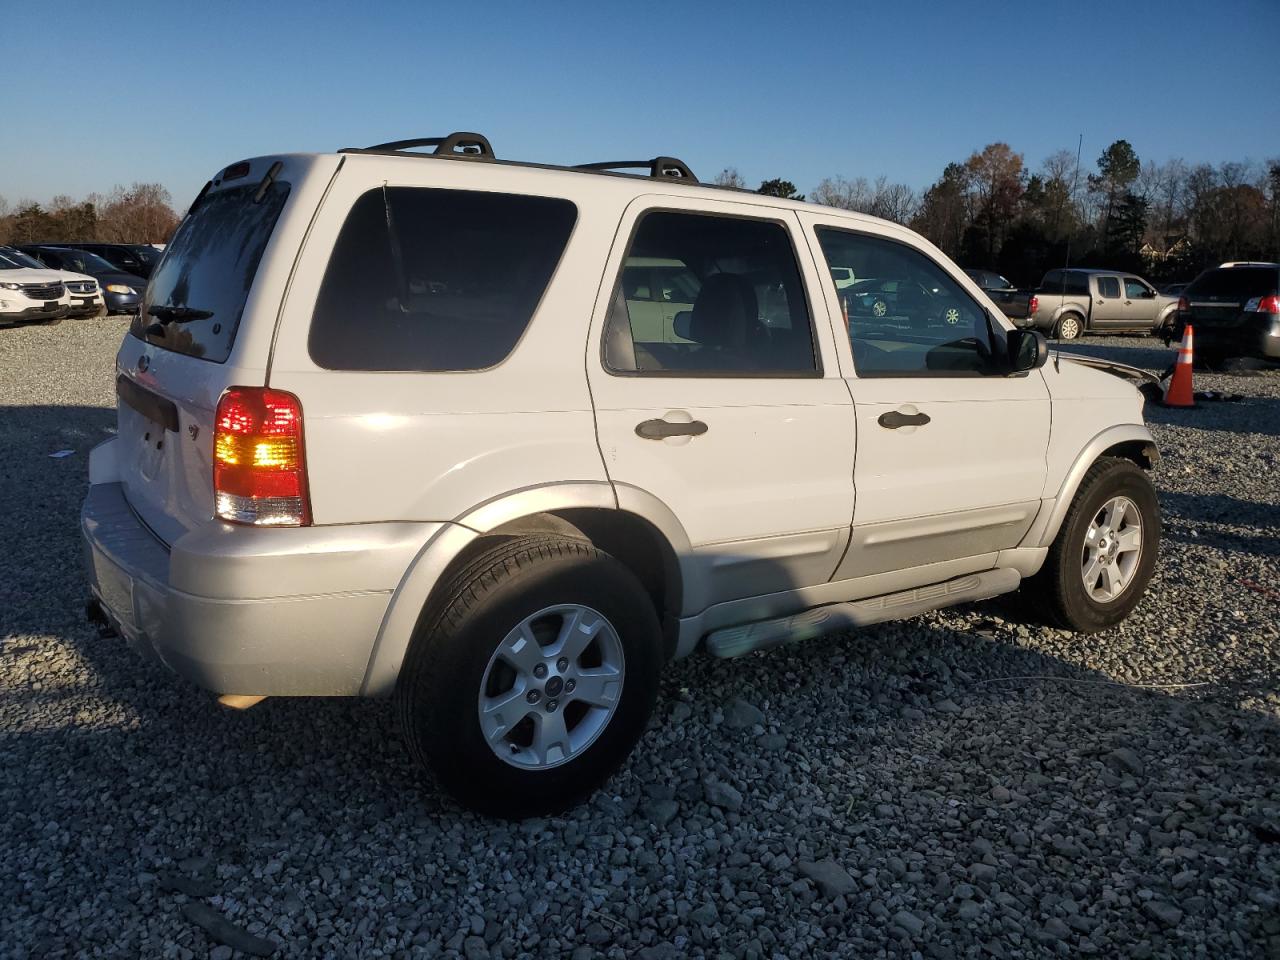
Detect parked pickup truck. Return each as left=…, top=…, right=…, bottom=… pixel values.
left=964, top=269, right=1035, bottom=321
left=1026, top=268, right=1178, bottom=341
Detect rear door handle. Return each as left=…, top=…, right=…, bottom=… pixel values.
left=635, top=418, right=708, bottom=440
left=878, top=410, right=931, bottom=429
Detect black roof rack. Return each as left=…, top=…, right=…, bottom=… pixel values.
left=339, top=132, right=700, bottom=185
left=341, top=131, right=495, bottom=159
left=574, top=157, right=699, bottom=183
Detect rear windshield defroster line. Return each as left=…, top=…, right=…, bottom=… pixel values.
left=131, top=181, right=291, bottom=363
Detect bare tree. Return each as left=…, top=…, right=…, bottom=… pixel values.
left=868, top=177, right=918, bottom=224
left=712, top=167, right=746, bottom=189
left=810, top=175, right=873, bottom=211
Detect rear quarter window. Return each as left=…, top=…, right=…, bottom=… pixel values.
left=135, top=182, right=291, bottom=363
left=308, top=188, right=577, bottom=371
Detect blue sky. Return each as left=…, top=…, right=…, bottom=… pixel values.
left=3, top=0, right=1277, bottom=208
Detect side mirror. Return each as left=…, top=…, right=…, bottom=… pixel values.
left=1007, top=328, right=1048, bottom=372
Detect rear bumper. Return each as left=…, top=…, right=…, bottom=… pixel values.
left=1179, top=314, right=1280, bottom=360
left=81, top=480, right=439, bottom=695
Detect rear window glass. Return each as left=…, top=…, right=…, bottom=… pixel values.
left=1040, top=270, right=1089, bottom=296
left=309, top=188, right=577, bottom=371
left=134, top=182, right=291, bottom=363
left=1186, top=267, right=1278, bottom=300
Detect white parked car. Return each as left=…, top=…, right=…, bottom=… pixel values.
left=82, top=135, right=1162, bottom=817
left=0, top=246, right=103, bottom=318
left=0, top=247, right=69, bottom=325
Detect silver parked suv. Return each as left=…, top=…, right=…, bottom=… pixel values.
left=83, top=134, right=1162, bottom=816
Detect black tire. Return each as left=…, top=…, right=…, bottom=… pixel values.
left=1055, top=313, right=1084, bottom=340
left=1025, top=457, right=1160, bottom=632
left=396, top=535, right=662, bottom=818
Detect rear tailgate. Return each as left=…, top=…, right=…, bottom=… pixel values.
left=113, top=154, right=339, bottom=543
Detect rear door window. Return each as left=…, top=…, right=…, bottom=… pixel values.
left=1097, top=276, right=1121, bottom=299
left=602, top=211, right=818, bottom=376
left=134, top=182, right=291, bottom=363
left=309, top=188, right=576, bottom=371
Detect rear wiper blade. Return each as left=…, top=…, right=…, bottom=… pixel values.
left=148, top=305, right=213, bottom=323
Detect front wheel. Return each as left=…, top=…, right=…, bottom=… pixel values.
left=396, top=535, right=662, bottom=818
left=1026, top=457, right=1160, bottom=632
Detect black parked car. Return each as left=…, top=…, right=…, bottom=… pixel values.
left=964, top=268, right=1034, bottom=321
left=843, top=278, right=966, bottom=327
left=1174, top=261, right=1280, bottom=363
left=19, top=246, right=146, bottom=315
left=71, top=243, right=161, bottom=279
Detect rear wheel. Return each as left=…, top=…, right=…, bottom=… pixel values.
left=396, top=535, right=662, bottom=817
left=1056, top=313, right=1083, bottom=340
left=1026, top=457, right=1159, bottom=632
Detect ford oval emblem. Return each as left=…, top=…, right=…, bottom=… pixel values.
left=137, top=355, right=149, bottom=373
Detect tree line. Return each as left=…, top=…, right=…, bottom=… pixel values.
left=0, top=184, right=180, bottom=246
left=718, top=142, right=1280, bottom=287
left=6, top=144, right=1277, bottom=288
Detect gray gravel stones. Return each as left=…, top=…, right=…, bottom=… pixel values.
left=702, top=777, right=743, bottom=812
left=1, top=324, right=1278, bottom=958
left=723, top=697, right=764, bottom=729
left=182, top=902, right=277, bottom=956
left=1107, top=745, right=1146, bottom=777
left=798, top=859, right=859, bottom=897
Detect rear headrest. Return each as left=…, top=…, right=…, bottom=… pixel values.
left=690, top=274, right=758, bottom=349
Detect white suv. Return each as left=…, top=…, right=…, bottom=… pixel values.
left=0, top=247, right=70, bottom=324
left=82, top=134, right=1161, bottom=817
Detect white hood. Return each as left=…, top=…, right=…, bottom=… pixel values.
left=0, top=266, right=67, bottom=285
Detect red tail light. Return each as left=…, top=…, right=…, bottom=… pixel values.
left=1028, top=295, right=1039, bottom=316
left=1177, top=296, right=1189, bottom=313
left=213, top=387, right=311, bottom=526
left=1257, top=294, right=1280, bottom=314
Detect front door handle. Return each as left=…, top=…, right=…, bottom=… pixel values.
left=878, top=410, right=931, bottom=429
left=635, top=418, right=708, bottom=440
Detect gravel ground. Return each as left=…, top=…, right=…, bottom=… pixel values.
left=1, top=320, right=1277, bottom=959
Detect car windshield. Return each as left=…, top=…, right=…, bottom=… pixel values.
left=51, top=249, right=118, bottom=273
left=0, top=248, right=44, bottom=270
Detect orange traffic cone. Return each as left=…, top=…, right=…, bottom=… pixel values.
left=1162, top=324, right=1195, bottom=408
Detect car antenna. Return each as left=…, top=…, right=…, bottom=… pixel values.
left=1054, top=133, right=1084, bottom=373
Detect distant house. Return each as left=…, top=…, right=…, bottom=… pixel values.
left=1141, top=236, right=1191, bottom=265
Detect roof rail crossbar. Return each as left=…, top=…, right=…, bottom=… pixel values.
left=347, top=132, right=496, bottom=159
left=575, top=157, right=698, bottom=183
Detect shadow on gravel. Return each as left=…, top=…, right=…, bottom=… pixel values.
left=3, top=402, right=1279, bottom=957
left=1143, top=395, right=1280, bottom=438
left=1159, top=491, right=1280, bottom=559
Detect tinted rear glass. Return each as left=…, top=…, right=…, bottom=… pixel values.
left=1186, top=267, right=1278, bottom=300
left=309, top=188, right=577, bottom=371
left=132, top=182, right=291, bottom=363
left=1040, top=270, right=1089, bottom=296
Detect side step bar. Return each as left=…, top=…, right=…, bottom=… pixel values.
left=705, top=568, right=1021, bottom=659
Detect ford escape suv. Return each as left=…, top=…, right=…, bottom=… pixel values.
left=82, top=134, right=1162, bottom=817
